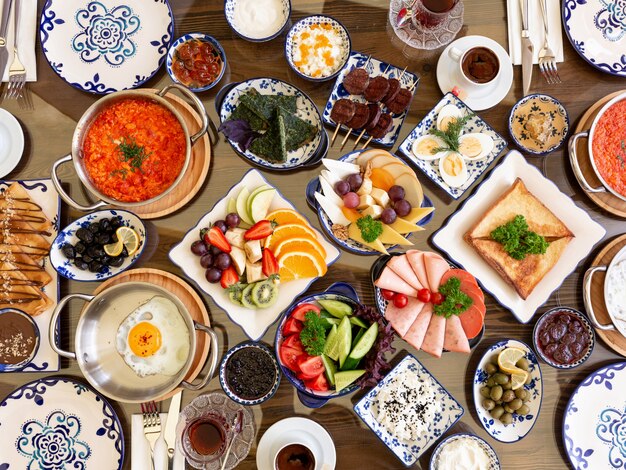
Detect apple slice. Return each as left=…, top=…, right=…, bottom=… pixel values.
left=319, top=175, right=344, bottom=206
left=395, top=173, right=424, bottom=207
left=227, top=197, right=237, bottom=215
left=236, top=187, right=254, bottom=225
left=246, top=184, right=272, bottom=217
left=382, top=162, right=418, bottom=181
left=355, top=149, right=391, bottom=168
left=249, top=188, right=276, bottom=223
left=322, top=158, right=361, bottom=179
left=321, top=169, right=342, bottom=188
left=315, top=192, right=351, bottom=226
left=368, top=154, right=398, bottom=168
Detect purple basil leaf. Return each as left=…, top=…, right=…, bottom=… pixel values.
left=218, top=119, right=258, bottom=152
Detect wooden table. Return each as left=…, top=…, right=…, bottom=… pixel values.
left=2, top=0, right=625, bottom=468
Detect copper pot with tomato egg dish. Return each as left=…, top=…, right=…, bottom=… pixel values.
left=51, top=84, right=209, bottom=211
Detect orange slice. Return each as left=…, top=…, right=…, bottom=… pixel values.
left=273, top=237, right=327, bottom=264
left=278, top=251, right=327, bottom=282
left=265, top=208, right=310, bottom=227
left=265, top=223, right=317, bottom=250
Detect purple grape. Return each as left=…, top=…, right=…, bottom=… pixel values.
left=200, top=253, right=214, bottom=268
left=205, top=267, right=222, bottom=283
left=215, top=253, right=232, bottom=270
left=346, top=174, right=363, bottom=192
left=393, top=199, right=411, bottom=217
left=191, top=240, right=208, bottom=256
left=380, top=208, right=397, bottom=225
left=214, top=220, right=228, bottom=234
left=343, top=192, right=359, bottom=209
left=388, top=185, right=405, bottom=202
left=335, top=180, right=350, bottom=196
left=225, top=213, right=240, bottom=228
left=210, top=245, right=222, bottom=256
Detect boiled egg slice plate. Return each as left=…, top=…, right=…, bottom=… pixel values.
left=411, top=134, right=448, bottom=161
left=458, top=133, right=494, bottom=161
left=439, top=152, right=468, bottom=188
left=436, top=105, right=464, bottom=132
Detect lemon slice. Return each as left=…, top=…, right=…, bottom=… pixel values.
left=498, top=347, right=527, bottom=375
left=116, top=226, right=140, bottom=256
left=510, top=371, right=529, bottom=390
left=103, top=239, right=124, bottom=257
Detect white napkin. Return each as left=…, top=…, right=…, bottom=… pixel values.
left=131, top=413, right=186, bottom=470
left=1, top=0, right=36, bottom=81
left=507, top=0, right=564, bottom=65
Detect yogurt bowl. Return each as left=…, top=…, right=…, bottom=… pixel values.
left=430, top=433, right=500, bottom=470
left=224, top=0, right=291, bottom=42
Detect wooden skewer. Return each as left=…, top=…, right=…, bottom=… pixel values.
left=331, top=124, right=342, bottom=145
left=361, top=135, right=374, bottom=150
left=352, top=128, right=368, bottom=150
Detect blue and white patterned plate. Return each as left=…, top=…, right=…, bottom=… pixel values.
left=224, top=0, right=291, bottom=42
left=305, top=150, right=435, bottom=255
left=218, top=77, right=325, bottom=170
left=1, top=179, right=60, bottom=373
left=429, top=433, right=500, bottom=470
left=166, top=33, right=227, bottom=92
left=354, top=354, right=464, bottom=467
left=322, top=51, right=419, bottom=147
left=563, top=361, right=626, bottom=470
left=40, top=0, right=173, bottom=94
left=563, top=0, right=626, bottom=77
left=397, top=92, right=507, bottom=200
left=473, top=339, right=543, bottom=443
left=49, top=209, right=146, bottom=282
left=285, top=15, right=351, bottom=82
left=0, top=377, right=124, bottom=469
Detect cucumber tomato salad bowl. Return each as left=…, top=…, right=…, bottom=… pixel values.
left=275, top=283, right=394, bottom=408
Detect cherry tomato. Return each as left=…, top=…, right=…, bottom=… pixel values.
left=431, top=292, right=445, bottom=305
left=417, top=288, right=431, bottom=303
left=393, top=294, right=408, bottom=309
left=381, top=289, right=396, bottom=301
left=291, top=303, right=321, bottom=322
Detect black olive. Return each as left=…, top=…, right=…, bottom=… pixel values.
left=82, top=255, right=93, bottom=264
left=121, top=246, right=129, bottom=258
left=89, top=261, right=104, bottom=273
left=99, top=218, right=111, bottom=232
left=61, top=244, right=76, bottom=259
left=76, top=228, right=94, bottom=244
left=109, top=256, right=124, bottom=267
left=74, top=241, right=86, bottom=254
left=110, top=233, right=118, bottom=243
left=95, top=233, right=110, bottom=245
left=91, top=247, right=105, bottom=259
left=87, top=246, right=100, bottom=258
left=101, top=255, right=113, bottom=266
left=110, top=217, right=122, bottom=229
left=74, top=258, right=88, bottom=270
left=88, top=222, right=100, bottom=233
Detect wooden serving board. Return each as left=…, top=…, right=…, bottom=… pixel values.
left=588, top=234, right=626, bottom=357
left=132, top=90, right=212, bottom=219
left=572, top=90, right=626, bottom=218
left=90, top=268, right=211, bottom=401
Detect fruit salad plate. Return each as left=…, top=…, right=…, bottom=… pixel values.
left=169, top=169, right=341, bottom=341
left=305, top=149, right=435, bottom=256
left=397, top=92, right=506, bottom=200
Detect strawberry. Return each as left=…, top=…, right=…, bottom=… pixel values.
left=204, top=226, right=231, bottom=253
left=262, top=248, right=279, bottom=276
left=220, top=266, right=239, bottom=289
left=244, top=220, right=275, bottom=240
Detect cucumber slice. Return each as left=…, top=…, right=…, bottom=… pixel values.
left=340, top=355, right=361, bottom=371
left=321, top=354, right=337, bottom=386
left=351, top=328, right=366, bottom=349
left=334, top=370, right=365, bottom=392
left=323, top=324, right=339, bottom=360
left=318, top=299, right=353, bottom=318
left=349, top=322, right=378, bottom=360
left=337, top=316, right=352, bottom=368
left=350, top=316, right=368, bottom=328
left=321, top=317, right=340, bottom=327
left=320, top=310, right=333, bottom=319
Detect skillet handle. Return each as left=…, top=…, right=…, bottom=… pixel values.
left=180, top=323, right=219, bottom=391
left=583, top=265, right=615, bottom=331
left=157, top=84, right=210, bottom=146
left=568, top=131, right=606, bottom=194
left=51, top=154, right=108, bottom=212
left=49, top=293, right=94, bottom=360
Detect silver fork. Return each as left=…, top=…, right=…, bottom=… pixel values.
left=2, top=0, right=25, bottom=101
left=537, top=0, right=561, bottom=84
left=141, top=401, right=162, bottom=469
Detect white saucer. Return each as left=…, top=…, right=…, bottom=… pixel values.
left=0, top=108, right=24, bottom=177
left=256, top=417, right=336, bottom=470
left=437, top=35, right=513, bottom=111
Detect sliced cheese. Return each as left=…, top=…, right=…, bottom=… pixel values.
left=321, top=169, right=342, bottom=188
left=348, top=223, right=389, bottom=255
left=379, top=224, right=413, bottom=245
left=389, top=217, right=425, bottom=234
left=319, top=175, right=343, bottom=206
left=356, top=178, right=373, bottom=196
left=402, top=207, right=435, bottom=225
left=322, top=158, right=361, bottom=179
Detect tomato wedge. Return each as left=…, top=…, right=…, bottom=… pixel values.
left=291, top=303, right=321, bottom=322
left=305, top=373, right=329, bottom=392
left=282, top=334, right=305, bottom=353
left=283, top=317, right=303, bottom=336
left=297, top=355, right=325, bottom=379
left=279, top=346, right=303, bottom=373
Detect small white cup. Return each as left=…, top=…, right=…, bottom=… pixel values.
left=274, top=442, right=317, bottom=470
left=448, top=46, right=500, bottom=89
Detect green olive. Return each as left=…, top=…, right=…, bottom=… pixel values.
left=491, top=406, right=505, bottom=420
left=518, top=404, right=530, bottom=415
left=502, top=380, right=513, bottom=390
left=500, top=413, right=514, bottom=425
left=495, top=399, right=503, bottom=405
left=485, top=363, right=498, bottom=375
left=516, top=358, right=530, bottom=371
left=490, top=385, right=503, bottom=401
left=493, top=373, right=509, bottom=385
left=504, top=404, right=514, bottom=414
left=502, top=390, right=516, bottom=402
left=509, top=398, right=523, bottom=411
left=486, top=377, right=496, bottom=387
left=515, top=389, right=527, bottom=400
left=522, top=393, right=531, bottom=403
left=480, top=386, right=492, bottom=398
left=483, top=399, right=496, bottom=411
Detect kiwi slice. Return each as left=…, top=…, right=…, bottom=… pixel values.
left=251, top=280, right=278, bottom=308
left=241, top=284, right=257, bottom=309
left=228, top=284, right=246, bottom=307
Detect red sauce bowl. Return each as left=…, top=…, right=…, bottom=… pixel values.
left=167, top=33, right=227, bottom=92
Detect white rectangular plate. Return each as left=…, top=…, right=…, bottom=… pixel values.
left=169, top=169, right=341, bottom=340
left=432, top=151, right=606, bottom=323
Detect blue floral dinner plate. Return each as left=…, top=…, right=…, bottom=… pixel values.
left=353, top=354, right=464, bottom=467
left=563, top=0, right=626, bottom=77
left=563, top=361, right=626, bottom=470
left=322, top=51, right=419, bottom=148
left=0, top=377, right=124, bottom=469
left=40, top=0, right=173, bottom=94
left=397, top=92, right=507, bottom=200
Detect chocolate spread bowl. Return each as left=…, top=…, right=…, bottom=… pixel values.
left=0, top=308, right=40, bottom=372
left=50, top=84, right=209, bottom=211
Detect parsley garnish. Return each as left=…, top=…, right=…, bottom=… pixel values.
left=299, top=311, right=326, bottom=356
left=490, top=215, right=549, bottom=260
left=429, top=113, right=474, bottom=153
left=115, top=136, right=151, bottom=172
left=356, top=215, right=383, bottom=243
left=433, top=277, right=473, bottom=317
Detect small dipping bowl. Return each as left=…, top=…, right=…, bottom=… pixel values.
left=429, top=433, right=500, bottom=470
left=508, top=94, right=569, bottom=156
left=166, top=33, right=227, bottom=92
left=0, top=308, right=40, bottom=372
left=532, top=307, right=595, bottom=369
left=224, top=0, right=291, bottom=42
left=219, top=341, right=281, bottom=406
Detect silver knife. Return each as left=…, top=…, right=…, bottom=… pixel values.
left=0, top=0, right=13, bottom=47
left=164, top=391, right=182, bottom=462
left=520, top=0, right=534, bottom=96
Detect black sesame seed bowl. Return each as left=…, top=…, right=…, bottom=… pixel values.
left=49, top=209, right=146, bottom=282
left=219, top=341, right=281, bottom=406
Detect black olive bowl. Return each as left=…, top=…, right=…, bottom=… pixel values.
left=219, top=341, right=281, bottom=406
